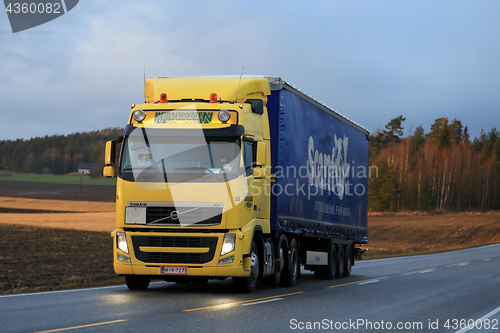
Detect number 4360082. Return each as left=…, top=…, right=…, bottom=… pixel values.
left=5, top=2, right=61, bottom=14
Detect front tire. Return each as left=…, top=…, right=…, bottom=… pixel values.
left=125, top=275, right=150, bottom=290
left=233, top=241, right=259, bottom=293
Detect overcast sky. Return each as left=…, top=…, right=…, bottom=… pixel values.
left=1, top=0, right=499, bottom=141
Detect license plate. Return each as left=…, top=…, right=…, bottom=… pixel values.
left=160, top=266, right=187, bottom=275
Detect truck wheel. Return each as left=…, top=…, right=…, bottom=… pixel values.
left=335, top=245, right=344, bottom=278
left=125, top=275, right=150, bottom=290
left=343, top=245, right=352, bottom=277
left=267, top=235, right=286, bottom=286
left=233, top=241, right=259, bottom=293
left=314, top=241, right=337, bottom=280
left=281, top=238, right=299, bottom=287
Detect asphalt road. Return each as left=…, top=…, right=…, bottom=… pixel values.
left=1, top=244, right=499, bottom=333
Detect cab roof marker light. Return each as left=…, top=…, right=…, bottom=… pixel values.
left=133, top=109, right=146, bottom=123
left=160, top=93, right=168, bottom=103
left=210, top=93, right=218, bottom=103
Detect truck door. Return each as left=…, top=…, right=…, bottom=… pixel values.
left=244, top=140, right=270, bottom=219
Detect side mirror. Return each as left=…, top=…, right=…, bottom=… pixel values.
left=103, top=165, right=115, bottom=178
left=105, top=141, right=116, bottom=166
left=255, top=142, right=266, bottom=167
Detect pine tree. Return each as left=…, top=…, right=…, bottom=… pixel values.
left=382, top=115, right=406, bottom=145
left=411, top=125, right=426, bottom=150
left=368, top=159, right=401, bottom=212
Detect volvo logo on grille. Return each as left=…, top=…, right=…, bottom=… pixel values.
left=170, top=210, right=179, bottom=220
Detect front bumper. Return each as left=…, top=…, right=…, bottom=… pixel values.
left=112, top=230, right=249, bottom=278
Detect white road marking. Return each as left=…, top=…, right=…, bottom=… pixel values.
left=241, top=298, right=284, bottom=306
left=484, top=258, right=491, bottom=261
left=419, top=270, right=434, bottom=274
left=358, top=279, right=380, bottom=285
left=455, top=304, right=500, bottom=333
left=0, top=282, right=164, bottom=299
left=357, top=243, right=500, bottom=263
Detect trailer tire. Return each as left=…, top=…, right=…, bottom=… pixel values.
left=314, top=241, right=337, bottom=280
left=335, top=245, right=345, bottom=278
left=233, top=241, right=259, bottom=293
left=343, top=245, right=352, bottom=277
left=281, top=238, right=299, bottom=287
left=125, top=275, right=150, bottom=290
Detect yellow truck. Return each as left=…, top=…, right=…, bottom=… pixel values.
left=104, top=77, right=369, bottom=292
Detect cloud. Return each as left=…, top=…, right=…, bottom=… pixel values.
left=0, top=0, right=499, bottom=140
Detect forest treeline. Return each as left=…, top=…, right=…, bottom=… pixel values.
left=369, top=116, right=500, bottom=212
left=1, top=120, right=498, bottom=212
left=0, top=128, right=123, bottom=177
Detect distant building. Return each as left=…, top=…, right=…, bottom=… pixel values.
left=77, top=162, right=95, bottom=174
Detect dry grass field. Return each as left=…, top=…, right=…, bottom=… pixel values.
left=0, top=196, right=115, bottom=232
left=365, top=212, right=500, bottom=259
left=1, top=196, right=499, bottom=294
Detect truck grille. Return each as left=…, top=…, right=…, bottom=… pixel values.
left=131, top=236, right=218, bottom=264
left=145, top=253, right=203, bottom=264
left=146, top=206, right=222, bottom=226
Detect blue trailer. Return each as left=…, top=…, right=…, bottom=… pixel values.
left=265, top=77, right=369, bottom=282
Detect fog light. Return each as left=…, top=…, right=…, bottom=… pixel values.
left=117, top=232, right=129, bottom=254
left=218, top=255, right=234, bottom=265
left=133, top=109, right=146, bottom=122
left=221, top=233, right=235, bottom=256
left=218, top=109, right=230, bottom=123
left=117, top=252, right=131, bottom=263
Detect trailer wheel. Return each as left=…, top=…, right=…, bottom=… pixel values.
left=233, top=241, right=259, bottom=293
left=281, top=238, right=299, bottom=287
left=335, top=245, right=344, bottom=278
left=125, top=275, right=150, bottom=290
left=343, top=245, right=352, bottom=277
left=314, top=241, right=337, bottom=280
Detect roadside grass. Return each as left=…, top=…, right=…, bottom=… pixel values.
left=0, top=170, right=115, bottom=186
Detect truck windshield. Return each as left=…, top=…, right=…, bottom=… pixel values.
left=120, top=135, right=242, bottom=183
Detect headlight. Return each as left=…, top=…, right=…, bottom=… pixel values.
left=220, top=233, right=235, bottom=256
left=117, top=232, right=129, bottom=254
left=218, top=109, right=230, bottom=123
left=133, top=109, right=146, bottom=122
